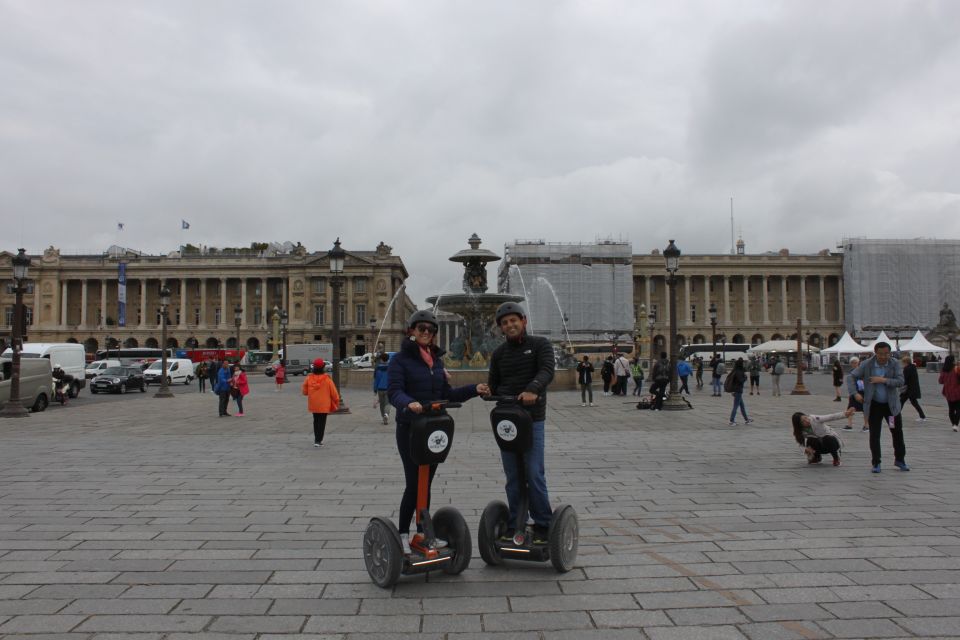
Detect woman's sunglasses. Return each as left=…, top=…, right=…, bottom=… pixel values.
left=414, top=323, right=437, bottom=334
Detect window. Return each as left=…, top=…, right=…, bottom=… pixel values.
left=649, top=304, right=658, bottom=322
left=215, top=308, right=222, bottom=325
left=355, top=303, right=366, bottom=326
left=314, top=304, right=325, bottom=325
left=313, top=278, right=326, bottom=294
left=273, top=282, right=283, bottom=296
left=236, top=282, right=243, bottom=295
left=254, top=283, right=261, bottom=296
left=194, top=308, right=200, bottom=324
left=3, top=307, right=11, bottom=326
left=690, top=304, right=697, bottom=323
left=649, top=279, right=656, bottom=293
left=354, top=278, right=366, bottom=294
left=339, top=303, right=346, bottom=325
left=174, top=308, right=181, bottom=325
left=4, top=283, right=35, bottom=294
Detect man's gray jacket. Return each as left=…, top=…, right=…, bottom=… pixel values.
left=847, top=355, right=904, bottom=415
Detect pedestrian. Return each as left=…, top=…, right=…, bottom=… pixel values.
left=231, top=364, right=249, bottom=416
left=630, top=357, right=644, bottom=396
left=727, top=358, right=752, bottom=426
left=373, top=352, right=391, bottom=424
left=488, top=302, right=555, bottom=546
left=576, top=355, right=595, bottom=406
left=748, top=357, right=761, bottom=395
left=831, top=360, right=844, bottom=401
left=302, top=358, right=340, bottom=447
left=677, top=359, right=692, bottom=394
left=897, top=355, right=926, bottom=423
left=274, top=360, right=286, bottom=392
left=792, top=408, right=854, bottom=466
left=650, top=352, right=669, bottom=411
left=848, top=341, right=909, bottom=473
left=600, top=356, right=614, bottom=396
left=389, top=310, right=488, bottom=553
left=710, top=355, right=725, bottom=397
left=771, top=356, right=785, bottom=396
left=844, top=357, right=867, bottom=431
left=694, top=357, right=704, bottom=390
left=215, top=360, right=232, bottom=417
left=196, top=361, right=207, bottom=393
left=938, top=355, right=960, bottom=432
left=613, top=353, right=631, bottom=396
left=208, top=359, right=219, bottom=394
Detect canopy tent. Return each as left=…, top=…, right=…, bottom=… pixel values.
left=897, top=330, right=948, bottom=354
left=861, top=330, right=894, bottom=352
left=747, top=340, right=820, bottom=354
left=820, top=331, right=871, bottom=355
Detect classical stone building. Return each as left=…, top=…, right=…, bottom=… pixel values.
left=0, top=242, right=416, bottom=358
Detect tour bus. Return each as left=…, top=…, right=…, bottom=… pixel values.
left=678, top=343, right=751, bottom=363
left=94, top=348, right=169, bottom=367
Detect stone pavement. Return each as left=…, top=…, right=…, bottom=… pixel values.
left=1, top=371, right=959, bottom=639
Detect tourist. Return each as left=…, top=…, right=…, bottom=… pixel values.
left=831, top=360, right=844, bottom=401
left=770, top=356, right=785, bottom=397
left=196, top=361, right=208, bottom=393
left=792, top=407, right=854, bottom=466
left=488, top=302, right=555, bottom=545
left=898, top=355, right=926, bottom=423
left=600, top=356, right=614, bottom=396
left=727, top=357, right=753, bottom=426
left=215, top=360, right=232, bottom=417
left=389, top=310, right=488, bottom=554
left=274, top=360, right=286, bottom=392
left=230, top=364, right=249, bottom=416
left=650, top=352, right=669, bottom=410
left=613, top=352, right=631, bottom=396
left=677, top=358, right=692, bottom=395
left=207, top=359, right=219, bottom=394
left=844, top=356, right=866, bottom=431
left=938, top=355, right=960, bottom=432
left=848, top=342, right=908, bottom=473
left=373, top=352, right=391, bottom=424
left=302, top=358, right=340, bottom=447
left=577, top=355, right=595, bottom=406
left=710, top=354, right=725, bottom=397
left=748, top=357, right=761, bottom=395
left=694, top=356, right=704, bottom=390
left=630, top=356, right=644, bottom=396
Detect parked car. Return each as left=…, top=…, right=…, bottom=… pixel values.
left=85, top=359, right=122, bottom=379
left=143, top=358, right=195, bottom=385
left=90, top=367, right=146, bottom=394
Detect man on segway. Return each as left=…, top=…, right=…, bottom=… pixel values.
left=487, top=302, right=555, bottom=545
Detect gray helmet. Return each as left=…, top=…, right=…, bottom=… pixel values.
left=495, top=302, right=526, bottom=325
left=407, top=309, right=438, bottom=329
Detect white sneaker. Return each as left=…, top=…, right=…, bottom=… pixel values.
left=581, top=402, right=586, bottom=407
left=431, top=538, right=448, bottom=549
left=916, top=418, right=926, bottom=422
left=589, top=402, right=595, bottom=407
left=399, top=533, right=411, bottom=554
left=382, top=415, right=389, bottom=425
left=953, top=426, right=958, bottom=432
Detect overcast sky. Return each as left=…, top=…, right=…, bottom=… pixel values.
left=3, top=0, right=959, bottom=306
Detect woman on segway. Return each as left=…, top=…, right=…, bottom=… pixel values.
left=388, top=309, right=489, bottom=555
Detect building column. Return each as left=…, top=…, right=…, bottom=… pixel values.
left=837, top=276, right=844, bottom=323
left=644, top=276, right=652, bottom=316
left=60, top=281, right=69, bottom=327
left=139, top=279, right=147, bottom=328
left=800, top=275, right=807, bottom=322
left=100, top=279, right=108, bottom=328
left=742, top=276, right=750, bottom=325
left=80, top=279, right=89, bottom=329
left=260, top=277, right=268, bottom=328
left=762, top=275, right=770, bottom=324
left=32, top=279, right=40, bottom=330
left=781, top=276, right=788, bottom=322
left=281, top=278, right=288, bottom=313
left=179, top=278, right=188, bottom=328
left=199, top=278, right=207, bottom=328
left=703, top=275, right=710, bottom=323
left=684, top=275, right=692, bottom=325
left=240, top=277, right=248, bottom=328
left=345, top=277, right=354, bottom=327
left=219, top=277, right=227, bottom=326
left=722, top=275, right=730, bottom=325
left=819, top=275, right=826, bottom=323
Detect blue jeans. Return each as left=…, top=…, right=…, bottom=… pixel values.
left=730, top=392, right=748, bottom=422
left=500, top=420, right=551, bottom=529
left=712, top=375, right=722, bottom=395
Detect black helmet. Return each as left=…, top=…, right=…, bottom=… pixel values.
left=495, top=302, right=526, bottom=325
left=407, top=309, right=438, bottom=329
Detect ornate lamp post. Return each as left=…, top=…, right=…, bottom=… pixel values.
left=709, top=302, right=718, bottom=358
left=662, top=240, right=690, bottom=410
left=369, top=317, right=377, bottom=355
left=234, top=304, right=242, bottom=355
left=647, top=311, right=655, bottom=368
left=635, top=303, right=645, bottom=367
left=154, top=285, right=174, bottom=398
left=280, top=309, right=288, bottom=368
left=790, top=318, right=810, bottom=395
left=946, top=329, right=955, bottom=359
left=271, top=306, right=280, bottom=360
left=1, top=249, right=32, bottom=417
left=328, top=238, right=350, bottom=413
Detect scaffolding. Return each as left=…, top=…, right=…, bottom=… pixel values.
left=842, top=238, right=960, bottom=332
left=498, top=241, right=634, bottom=341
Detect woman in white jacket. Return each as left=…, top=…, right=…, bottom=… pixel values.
left=792, top=408, right=855, bottom=466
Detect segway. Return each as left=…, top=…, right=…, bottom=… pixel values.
left=478, top=396, right=578, bottom=572
left=362, top=400, right=472, bottom=588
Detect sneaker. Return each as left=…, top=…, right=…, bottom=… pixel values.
left=236, top=413, right=244, bottom=417
left=916, top=418, right=926, bottom=423
left=382, top=415, right=389, bottom=425
left=833, top=458, right=842, bottom=467
left=581, top=402, right=586, bottom=407
left=313, top=442, right=323, bottom=448
left=399, top=533, right=411, bottom=555
left=953, top=426, right=959, bottom=432
left=729, top=421, right=737, bottom=426
left=745, top=418, right=754, bottom=424
left=843, top=425, right=853, bottom=430
left=862, top=426, right=869, bottom=432
left=431, top=538, right=448, bottom=549
left=894, top=460, right=910, bottom=471
left=532, top=526, right=549, bottom=545
left=871, top=464, right=881, bottom=473
left=498, top=529, right=515, bottom=543
left=589, top=402, right=595, bottom=407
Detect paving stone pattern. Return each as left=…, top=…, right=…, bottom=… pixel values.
left=1, top=371, right=958, bottom=638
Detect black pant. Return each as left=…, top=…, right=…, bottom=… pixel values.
left=805, top=435, right=841, bottom=461
left=679, top=375, right=689, bottom=394
left=868, top=401, right=906, bottom=466
left=899, top=393, right=925, bottom=420
left=949, top=400, right=960, bottom=427
left=218, top=391, right=230, bottom=416
left=616, top=375, right=629, bottom=395
left=198, top=377, right=206, bottom=392
left=602, top=377, right=611, bottom=393
left=234, top=393, right=244, bottom=414
left=651, top=380, right=666, bottom=410
left=313, top=413, right=328, bottom=443
left=396, top=422, right=437, bottom=535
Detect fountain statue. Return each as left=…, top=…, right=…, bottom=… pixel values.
left=426, top=234, right=525, bottom=368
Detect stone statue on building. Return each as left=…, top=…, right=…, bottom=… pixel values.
left=938, top=303, right=957, bottom=331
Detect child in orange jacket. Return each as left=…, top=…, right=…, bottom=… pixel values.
left=301, top=358, right=340, bottom=447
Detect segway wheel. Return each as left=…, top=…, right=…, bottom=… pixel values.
left=433, top=506, right=472, bottom=575
left=362, top=517, right=403, bottom=588
left=478, top=500, right=510, bottom=566
left=548, top=504, right=578, bottom=573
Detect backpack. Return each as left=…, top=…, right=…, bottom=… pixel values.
left=723, top=372, right=736, bottom=393
left=774, top=362, right=785, bottom=375
left=715, top=361, right=726, bottom=376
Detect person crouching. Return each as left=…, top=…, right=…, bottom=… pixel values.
left=792, top=408, right=854, bottom=466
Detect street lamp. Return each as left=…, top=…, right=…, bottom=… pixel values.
left=662, top=240, right=690, bottom=410
left=328, top=238, right=350, bottom=414
left=636, top=303, right=646, bottom=368
left=790, top=318, right=810, bottom=395
left=369, top=317, right=377, bottom=355
left=271, top=306, right=280, bottom=360
left=234, top=304, right=242, bottom=355
left=154, top=285, right=174, bottom=398
left=709, top=302, right=718, bottom=359
left=647, top=311, right=655, bottom=369
left=280, top=309, right=288, bottom=370
left=1, top=249, right=32, bottom=417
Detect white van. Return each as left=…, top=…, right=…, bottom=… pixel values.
left=85, top=359, right=123, bottom=379
left=0, top=358, right=53, bottom=412
left=143, top=358, right=195, bottom=385
left=1, top=343, right=87, bottom=397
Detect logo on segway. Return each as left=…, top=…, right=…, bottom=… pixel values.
left=427, top=430, right=449, bottom=453
left=496, top=419, right=517, bottom=441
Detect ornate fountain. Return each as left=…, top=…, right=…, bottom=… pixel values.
left=426, top=234, right=524, bottom=368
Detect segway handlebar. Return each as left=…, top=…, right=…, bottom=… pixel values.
left=420, top=399, right=461, bottom=414
left=482, top=395, right=521, bottom=404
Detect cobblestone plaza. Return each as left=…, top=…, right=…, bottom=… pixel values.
left=2, top=372, right=959, bottom=639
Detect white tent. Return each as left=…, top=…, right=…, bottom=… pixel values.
left=861, top=330, right=894, bottom=352
left=748, top=340, right=820, bottom=354
left=897, top=330, right=948, bottom=354
left=821, top=331, right=871, bottom=355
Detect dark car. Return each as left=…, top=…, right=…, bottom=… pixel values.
left=90, top=367, right=146, bottom=394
